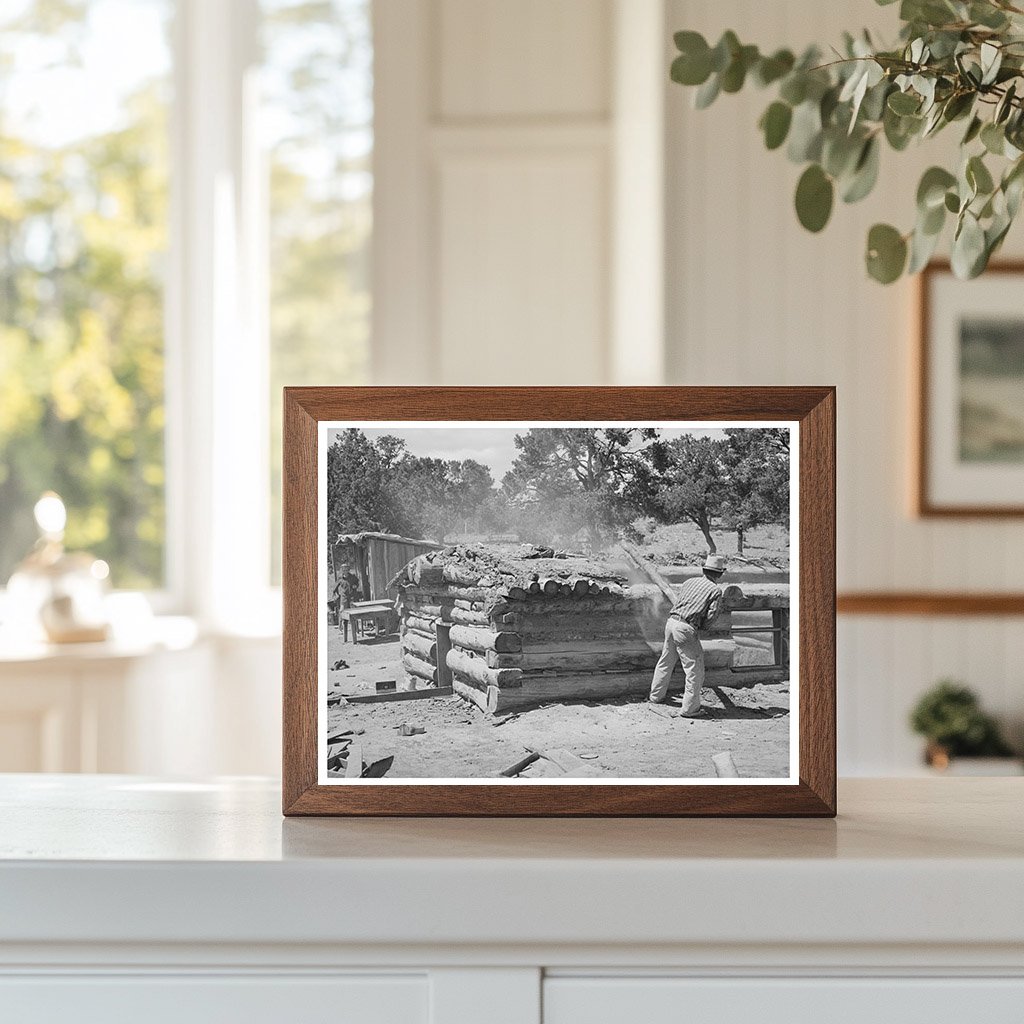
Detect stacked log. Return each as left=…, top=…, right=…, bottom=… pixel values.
left=399, top=588, right=444, bottom=690
left=394, top=547, right=789, bottom=713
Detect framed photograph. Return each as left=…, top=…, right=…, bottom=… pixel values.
left=283, top=387, right=835, bottom=816
left=917, top=261, right=1024, bottom=516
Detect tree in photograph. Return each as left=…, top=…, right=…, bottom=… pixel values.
left=719, top=428, right=791, bottom=556
left=655, top=436, right=730, bottom=554
left=503, top=428, right=659, bottom=548
left=325, top=429, right=388, bottom=539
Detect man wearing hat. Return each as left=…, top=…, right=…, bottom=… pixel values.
left=649, top=553, right=727, bottom=716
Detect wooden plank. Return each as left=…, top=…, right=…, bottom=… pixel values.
left=447, top=648, right=523, bottom=688
left=837, top=591, right=1024, bottom=616
left=525, top=745, right=603, bottom=778
left=344, top=742, right=363, bottom=778
left=526, top=638, right=657, bottom=655
left=486, top=650, right=524, bottom=669
left=520, top=650, right=659, bottom=672
left=402, top=631, right=437, bottom=662
left=450, top=606, right=491, bottom=625
left=451, top=676, right=490, bottom=712
left=497, top=751, right=540, bottom=777
left=405, top=614, right=437, bottom=633
left=449, top=624, right=522, bottom=653
left=402, top=652, right=438, bottom=684
left=344, top=687, right=453, bottom=704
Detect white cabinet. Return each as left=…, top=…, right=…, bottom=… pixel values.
left=0, top=974, right=428, bottom=1024
left=1, top=777, right=1022, bottom=1024
left=544, top=977, right=1024, bottom=1024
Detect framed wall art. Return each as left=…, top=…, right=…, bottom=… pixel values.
left=282, top=387, right=836, bottom=816
left=917, top=261, right=1024, bottom=517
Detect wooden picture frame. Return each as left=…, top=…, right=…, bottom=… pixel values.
left=916, top=260, right=1024, bottom=517
left=283, top=387, right=836, bottom=816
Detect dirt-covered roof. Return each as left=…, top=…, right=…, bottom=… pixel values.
left=391, top=543, right=628, bottom=598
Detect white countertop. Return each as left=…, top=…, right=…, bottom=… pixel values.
left=1, top=775, right=1022, bottom=952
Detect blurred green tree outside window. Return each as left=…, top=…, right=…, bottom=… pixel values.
left=0, top=0, right=172, bottom=589
left=263, top=0, right=372, bottom=582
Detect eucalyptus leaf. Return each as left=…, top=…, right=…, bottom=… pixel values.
left=980, top=41, right=1002, bottom=86
left=842, top=137, right=881, bottom=203
left=694, top=73, right=721, bottom=109
left=671, top=51, right=712, bottom=87
left=970, top=2, right=1009, bottom=29
left=760, top=101, right=793, bottom=150
left=866, top=223, right=908, bottom=283
left=754, top=49, right=795, bottom=87
left=908, top=221, right=943, bottom=273
left=920, top=199, right=946, bottom=235
left=917, top=166, right=957, bottom=210
left=779, top=73, right=807, bottom=106
left=951, top=211, right=987, bottom=278
left=787, top=101, right=824, bottom=162
left=888, top=90, right=921, bottom=115
left=967, top=154, right=995, bottom=195
left=710, top=31, right=740, bottom=73
left=721, top=44, right=758, bottom=92
left=822, top=128, right=864, bottom=178
left=795, top=164, right=834, bottom=232
left=981, top=121, right=1006, bottom=155
left=670, top=7, right=1024, bottom=283
left=996, top=82, right=1017, bottom=124
left=962, top=115, right=983, bottom=145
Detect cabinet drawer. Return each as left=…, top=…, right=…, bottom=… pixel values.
left=0, top=973, right=427, bottom=1024
left=544, top=977, right=1024, bottom=1024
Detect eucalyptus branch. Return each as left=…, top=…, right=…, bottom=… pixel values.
left=670, top=0, right=1024, bottom=283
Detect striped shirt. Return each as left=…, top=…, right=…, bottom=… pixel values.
left=670, top=575, right=722, bottom=631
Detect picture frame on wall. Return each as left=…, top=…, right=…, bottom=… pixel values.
left=282, top=387, right=836, bottom=817
left=917, top=261, right=1024, bottom=517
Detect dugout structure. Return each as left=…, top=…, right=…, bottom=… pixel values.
left=392, top=545, right=789, bottom=714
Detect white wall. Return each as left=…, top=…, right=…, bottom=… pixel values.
left=664, top=0, right=1024, bottom=772
left=370, top=0, right=1024, bottom=775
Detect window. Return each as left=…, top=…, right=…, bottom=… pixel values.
left=0, top=0, right=374, bottom=613
left=0, top=0, right=172, bottom=589
left=261, top=0, right=373, bottom=580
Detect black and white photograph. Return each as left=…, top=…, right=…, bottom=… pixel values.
left=318, top=422, right=797, bottom=784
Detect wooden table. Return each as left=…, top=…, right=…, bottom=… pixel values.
left=1, top=776, right=1023, bottom=1022
left=340, top=600, right=395, bottom=643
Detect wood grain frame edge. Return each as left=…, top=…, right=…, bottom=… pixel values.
left=281, top=387, right=837, bottom=817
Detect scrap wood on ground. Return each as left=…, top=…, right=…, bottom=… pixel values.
left=324, top=682, right=791, bottom=780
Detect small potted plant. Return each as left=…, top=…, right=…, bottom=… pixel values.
left=910, top=680, right=1020, bottom=773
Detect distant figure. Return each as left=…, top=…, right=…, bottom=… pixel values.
left=329, top=564, right=361, bottom=624
left=649, top=553, right=727, bottom=717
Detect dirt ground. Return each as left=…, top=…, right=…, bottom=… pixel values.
left=326, top=632, right=790, bottom=780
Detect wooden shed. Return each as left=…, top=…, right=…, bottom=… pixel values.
left=334, top=532, right=441, bottom=602
left=392, top=545, right=789, bottom=714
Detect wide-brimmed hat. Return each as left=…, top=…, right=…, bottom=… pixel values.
left=703, top=553, right=727, bottom=572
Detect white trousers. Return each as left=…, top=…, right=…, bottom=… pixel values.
left=649, top=617, right=704, bottom=714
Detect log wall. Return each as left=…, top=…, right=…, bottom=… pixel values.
left=398, top=579, right=790, bottom=712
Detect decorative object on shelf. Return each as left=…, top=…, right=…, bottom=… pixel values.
left=282, top=386, right=836, bottom=817
left=916, top=260, right=1024, bottom=515
left=910, top=679, right=1018, bottom=771
left=670, top=1, right=1024, bottom=282
left=4, top=492, right=111, bottom=644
